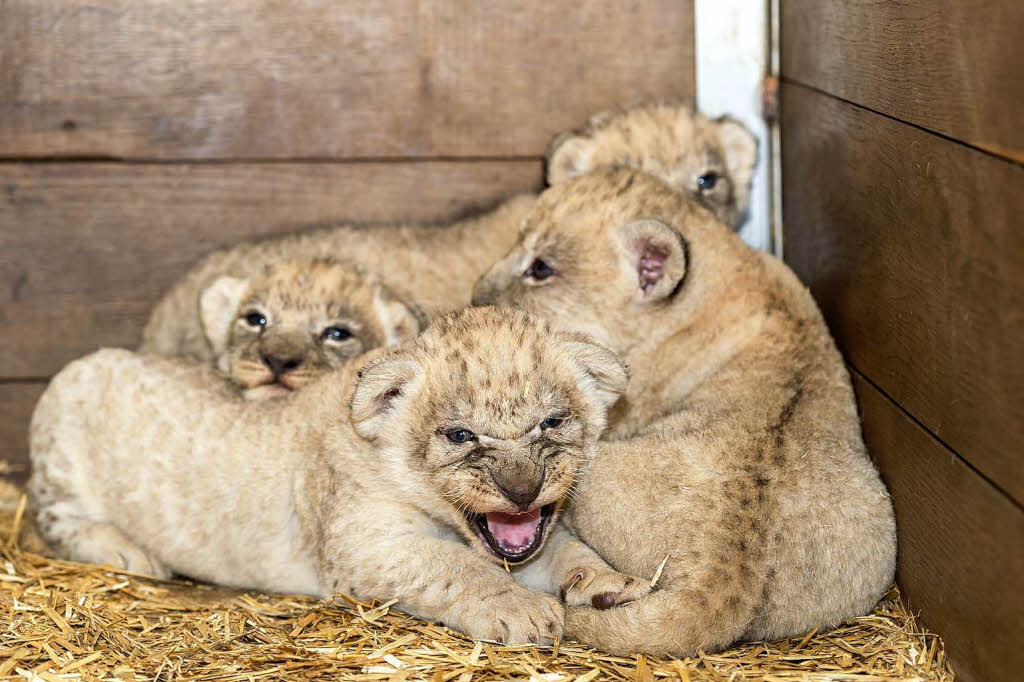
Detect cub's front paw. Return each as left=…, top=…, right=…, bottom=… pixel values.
left=560, top=565, right=651, bottom=609
left=71, top=523, right=171, bottom=580
left=456, top=589, right=564, bottom=645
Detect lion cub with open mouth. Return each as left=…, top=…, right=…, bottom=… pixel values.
left=29, top=307, right=641, bottom=643
left=198, top=257, right=424, bottom=399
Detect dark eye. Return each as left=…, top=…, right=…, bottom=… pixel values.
left=697, top=172, right=719, bottom=191
left=540, top=416, right=564, bottom=430
left=446, top=428, right=476, bottom=444
left=244, top=311, right=267, bottom=328
left=322, top=326, right=353, bottom=342
left=524, top=258, right=554, bottom=281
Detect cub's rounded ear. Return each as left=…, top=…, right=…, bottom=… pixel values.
left=715, top=115, right=758, bottom=190
left=559, top=333, right=629, bottom=409
left=372, top=285, right=427, bottom=347
left=547, top=133, right=595, bottom=186
left=198, top=276, right=250, bottom=355
left=350, top=353, right=422, bottom=441
left=615, top=219, right=687, bottom=303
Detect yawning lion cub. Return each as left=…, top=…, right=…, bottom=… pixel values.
left=30, top=307, right=643, bottom=644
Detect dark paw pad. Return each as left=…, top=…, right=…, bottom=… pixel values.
left=591, top=591, right=617, bottom=610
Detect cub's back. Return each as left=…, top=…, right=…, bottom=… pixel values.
left=30, top=349, right=254, bottom=516
left=28, top=348, right=327, bottom=591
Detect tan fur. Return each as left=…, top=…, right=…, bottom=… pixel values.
left=29, top=307, right=647, bottom=644
left=198, top=258, right=424, bottom=398
left=548, top=103, right=757, bottom=230
left=140, top=197, right=537, bottom=360
left=472, top=168, right=897, bottom=656
left=141, top=105, right=755, bottom=363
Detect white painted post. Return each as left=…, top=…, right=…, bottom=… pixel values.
left=694, top=0, right=774, bottom=252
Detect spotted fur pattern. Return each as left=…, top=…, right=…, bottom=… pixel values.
left=473, top=168, right=897, bottom=656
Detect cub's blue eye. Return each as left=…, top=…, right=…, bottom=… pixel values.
left=244, top=311, right=267, bottom=328
left=323, top=326, right=353, bottom=341
left=446, top=428, right=476, bottom=444
left=697, top=172, right=719, bottom=191
left=525, top=258, right=554, bottom=281
left=540, top=416, right=564, bottom=430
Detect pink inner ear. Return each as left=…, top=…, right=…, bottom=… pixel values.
left=636, top=240, right=668, bottom=295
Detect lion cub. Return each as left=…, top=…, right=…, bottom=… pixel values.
left=548, top=102, right=757, bottom=230
left=197, top=257, right=423, bottom=399
left=473, top=168, right=897, bottom=656
left=141, top=104, right=756, bottom=359
left=30, top=307, right=644, bottom=644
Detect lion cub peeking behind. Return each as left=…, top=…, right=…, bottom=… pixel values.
left=197, top=257, right=424, bottom=399
left=548, top=102, right=757, bottom=230
left=30, top=307, right=645, bottom=644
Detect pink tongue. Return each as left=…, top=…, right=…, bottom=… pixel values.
left=485, top=509, right=542, bottom=551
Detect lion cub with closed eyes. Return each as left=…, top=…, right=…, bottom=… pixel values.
left=29, top=307, right=647, bottom=644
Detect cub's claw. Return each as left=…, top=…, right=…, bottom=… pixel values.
left=450, top=588, right=565, bottom=645
left=560, top=565, right=651, bottom=609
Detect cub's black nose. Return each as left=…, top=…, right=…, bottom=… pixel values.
left=492, top=470, right=544, bottom=510
left=262, top=353, right=303, bottom=377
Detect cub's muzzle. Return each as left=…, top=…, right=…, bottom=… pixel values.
left=491, top=466, right=544, bottom=510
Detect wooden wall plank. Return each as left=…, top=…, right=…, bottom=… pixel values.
left=0, top=383, right=44, bottom=481
left=781, top=83, right=1024, bottom=505
left=0, top=0, right=694, bottom=159
left=853, top=372, right=1024, bottom=682
left=780, top=0, right=1024, bottom=162
left=0, top=160, right=542, bottom=378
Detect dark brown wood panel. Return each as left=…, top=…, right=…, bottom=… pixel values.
left=781, top=0, right=1024, bottom=162
left=0, top=160, right=542, bottom=377
left=782, top=83, right=1024, bottom=505
left=0, top=383, right=44, bottom=480
left=0, top=0, right=693, bottom=159
left=853, top=372, right=1024, bottom=682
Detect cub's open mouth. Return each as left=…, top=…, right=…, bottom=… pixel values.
left=466, top=504, right=555, bottom=563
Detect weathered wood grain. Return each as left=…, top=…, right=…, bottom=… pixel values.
left=781, top=84, right=1024, bottom=506
left=0, top=382, right=44, bottom=481
left=853, top=372, right=1024, bottom=682
left=0, top=160, right=542, bottom=377
left=0, top=0, right=694, bottom=159
left=781, top=0, right=1024, bottom=162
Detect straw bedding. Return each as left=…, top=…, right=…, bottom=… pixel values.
left=0, top=477, right=952, bottom=682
